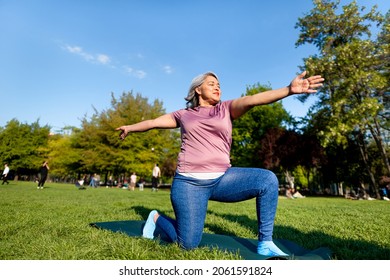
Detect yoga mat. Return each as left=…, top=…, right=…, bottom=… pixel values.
left=90, top=220, right=332, bottom=260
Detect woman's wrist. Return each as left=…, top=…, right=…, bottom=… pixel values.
left=287, top=84, right=292, bottom=95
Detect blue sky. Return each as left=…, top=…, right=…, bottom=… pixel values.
left=1, top=0, right=389, bottom=132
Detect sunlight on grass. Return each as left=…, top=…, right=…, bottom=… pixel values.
left=1, top=181, right=389, bottom=260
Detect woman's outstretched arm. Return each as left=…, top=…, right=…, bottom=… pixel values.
left=230, top=71, right=324, bottom=119
left=116, top=113, right=177, bottom=140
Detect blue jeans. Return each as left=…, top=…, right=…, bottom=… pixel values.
left=156, top=167, right=279, bottom=249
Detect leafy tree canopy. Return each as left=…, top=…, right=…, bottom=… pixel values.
left=0, top=119, right=50, bottom=174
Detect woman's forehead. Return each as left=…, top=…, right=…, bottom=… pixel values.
left=205, top=75, right=219, bottom=82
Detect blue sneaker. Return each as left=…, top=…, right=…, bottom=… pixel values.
left=257, top=241, right=289, bottom=258
left=142, top=210, right=158, bottom=239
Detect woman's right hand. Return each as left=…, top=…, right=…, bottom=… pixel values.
left=116, top=126, right=130, bottom=140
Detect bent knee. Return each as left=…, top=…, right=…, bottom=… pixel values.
left=266, top=171, right=279, bottom=187
left=179, top=236, right=201, bottom=250
left=181, top=242, right=199, bottom=250
left=255, top=169, right=278, bottom=187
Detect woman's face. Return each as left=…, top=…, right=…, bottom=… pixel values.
left=196, top=75, right=221, bottom=106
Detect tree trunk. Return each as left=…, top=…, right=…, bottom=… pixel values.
left=356, top=131, right=380, bottom=199
left=338, top=182, right=344, bottom=196
left=368, top=118, right=390, bottom=176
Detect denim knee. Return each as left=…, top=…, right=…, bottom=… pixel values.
left=265, top=170, right=279, bottom=189
left=179, top=236, right=202, bottom=250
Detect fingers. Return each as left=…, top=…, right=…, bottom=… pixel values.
left=307, top=75, right=324, bottom=90
left=116, top=126, right=128, bottom=140
left=300, top=74, right=324, bottom=93
left=306, top=81, right=323, bottom=93
left=298, top=71, right=307, bottom=78
left=308, top=75, right=324, bottom=83
left=298, top=71, right=324, bottom=85
left=119, top=131, right=127, bottom=140
left=307, top=82, right=323, bottom=93
left=309, top=83, right=323, bottom=89
left=299, top=70, right=324, bottom=83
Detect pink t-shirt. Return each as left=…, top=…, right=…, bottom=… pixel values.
left=170, top=100, right=233, bottom=173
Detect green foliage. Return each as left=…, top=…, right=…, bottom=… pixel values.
left=296, top=0, right=386, bottom=134
left=231, top=83, right=292, bottom=167
left=292, top=165, right=312, bottom=188
left=48, top=132, right=83, bottom=178
left=296, top=0, right=383, bottom=51
left=75, top=91, right=180, bottom=181
left=297, top=0, right=387, bottom=143
left=295, top=0, right=390, bottom=193
left=0, top=119, right=50, bottom=174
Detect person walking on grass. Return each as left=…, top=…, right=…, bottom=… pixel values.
left=37, top=161, right=49, bottom=189
left=89, top=174, right=97, bottom=187
left=116, top=70, right=324, bottom=257
left=2, top=163, right=10, bottom=185
left=152, top=164, right=161, bottom=192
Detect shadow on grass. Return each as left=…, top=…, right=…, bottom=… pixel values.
left=131, top=205, right=158, bottom=220
left=206, top=210, right=390, bottom=260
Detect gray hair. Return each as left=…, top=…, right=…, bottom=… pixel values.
left=185, top=72, right=219, bottom=109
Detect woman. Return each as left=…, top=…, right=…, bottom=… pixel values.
left=116, top=71, right=324, bottom=257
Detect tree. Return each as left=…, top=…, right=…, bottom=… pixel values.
left=0, top=119, right=51, bottom=177
left=258, top=127, right=326, bottom=192
left=77, top=91, right=180, bottom=183
left=47, top=128, right=84, bottom=180
left=295, top=0, right=389, bottom=198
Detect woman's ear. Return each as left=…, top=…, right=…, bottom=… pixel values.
left=195, top=86, right=201, bottom=95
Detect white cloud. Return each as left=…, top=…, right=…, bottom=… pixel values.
left=63, top=43, right=146, bottom=79
left=64, top=44, right=110, bottom=65
left=65, top=45, right=82, bottom=54
left=124, top=66, right=147, bottom=79
left=163, top=65, right=173, bottom=74
left=135, top=70, right=146, bottom=79
left=96, top=54, right=111, bottom=65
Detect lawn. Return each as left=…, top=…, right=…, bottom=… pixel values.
left=1, top=181, right=389, bottom=260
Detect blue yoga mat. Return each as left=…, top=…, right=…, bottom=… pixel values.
left=90, top=220, right=332, bottom=260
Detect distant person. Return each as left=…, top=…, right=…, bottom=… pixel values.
left=75, top=178, right=86, bottom=190
left=116, top=70, right=324, bottom=257
left=37, top=161, right=49, bottom=189
left=380, top=186, right=389, bottom=201
left=138, top=177, right=145, bottom=191
left=89, top=173, right=97, bottom=187
left=107, top=176, right=113, bottom=188
left=1, top=163, right=10, bottom=185
left=292, top=190, right=305, bottom=199
left=151, top=164, right=160, bottom=191
left=130, top=172, right=137, bottom=191
left=285, top=187, right=295, bottom=199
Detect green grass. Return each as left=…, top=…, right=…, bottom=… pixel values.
left=1, top=181, right=389, bottom=260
